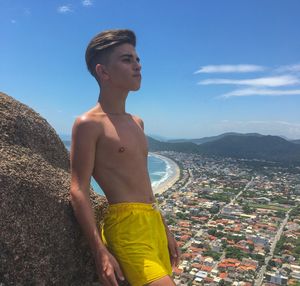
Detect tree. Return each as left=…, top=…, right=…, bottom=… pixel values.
left=209, top=206, right=220, bottom=214
left=268, top=260, right=276, bottom=267
left=248, top=243, right=254, bottom=252
left=203, top=250, right=222, bottom=261
left=243, top=204, right=254, bottom=214
left=176, top=212, right=186, bottom=219
left=208, top=228, right=217, bottom=236
left=226, top=247, right=247, bottom=260
left=275, top=210, right=286, bottom=218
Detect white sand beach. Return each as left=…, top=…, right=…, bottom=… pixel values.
left=151, top=153, right=181, bottom=195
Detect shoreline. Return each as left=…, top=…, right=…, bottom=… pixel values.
left=150, top=152, right=181, bottom=195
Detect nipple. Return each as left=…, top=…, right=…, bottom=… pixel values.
left=118, top=147, right=125, bottom=153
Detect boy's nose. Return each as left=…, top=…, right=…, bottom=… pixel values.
left=135, top=64, right=141, bottom=71
left=134, top=61, right=141, bottom=71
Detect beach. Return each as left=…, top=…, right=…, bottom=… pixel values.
left=150, top=153, right=181, bottom=195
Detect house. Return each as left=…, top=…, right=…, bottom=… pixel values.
left=195, top=270, right=208, bottom=279
left=265, top=272, right=288, bottom=285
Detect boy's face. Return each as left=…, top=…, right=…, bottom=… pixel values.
left=99, top=43, right=142, bottom=91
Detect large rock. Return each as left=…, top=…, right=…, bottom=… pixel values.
left=0, top=92, right=108, bottom=285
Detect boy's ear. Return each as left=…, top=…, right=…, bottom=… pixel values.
left=95, top=64, right=109, bottom=81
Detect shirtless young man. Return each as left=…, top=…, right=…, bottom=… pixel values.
left=70, top=30, right=180, bottom=286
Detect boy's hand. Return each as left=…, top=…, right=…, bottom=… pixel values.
left=94, top=247, right=125, bottom=286
left=166, top=232, right=181, bottom=268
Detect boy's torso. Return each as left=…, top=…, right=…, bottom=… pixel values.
left=84, top=106, right=155, bottom=204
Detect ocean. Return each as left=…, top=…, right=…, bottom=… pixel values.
left=63, top=140, right=170, bottom=195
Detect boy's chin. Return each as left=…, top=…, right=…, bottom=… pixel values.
left=131, top=85, right=141, bottom=91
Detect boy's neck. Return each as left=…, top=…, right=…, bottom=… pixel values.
left=98, top=88, right=129, bottom=115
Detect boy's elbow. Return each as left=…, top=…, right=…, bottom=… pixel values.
left=70, top=186, right=88, bottom=204
left=70, top=186, right=81, bottom=205
left=70, top=189, right=78, bottom=208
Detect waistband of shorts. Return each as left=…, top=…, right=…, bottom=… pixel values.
left=107, top=201, right=160, bottom=212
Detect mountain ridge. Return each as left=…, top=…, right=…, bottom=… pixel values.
left=147, top=134, right=300, bottom=165
left=167, top=132, right=296, bottom=145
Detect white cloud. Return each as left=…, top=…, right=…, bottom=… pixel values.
left=24, top=8, right=31, bottom=16
left=82, top=0, right=93, bottom=6
left=276, top=64, right=300, bottom=73
left=11, top=19, right=17, bottom=24
left=195, top=63, right=300, bottom=99
left=194, top=65, right=265, bottom=74
left=57, top=5, right=73, bottom=13
left=199, top=75, right=300, bottom=87
left=221, top=88, right=300, bottom=98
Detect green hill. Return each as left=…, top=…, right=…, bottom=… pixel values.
left=148, top=134, right=300, bottom=165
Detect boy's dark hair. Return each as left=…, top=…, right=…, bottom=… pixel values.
left=85, top=29, right=136, bottom=78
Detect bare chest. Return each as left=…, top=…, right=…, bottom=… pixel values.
left=96, top=117, right=148, bottom=166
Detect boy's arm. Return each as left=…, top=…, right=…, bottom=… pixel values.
left=160, top=212, right=181, bottom=268
left=70, top=117, right=124, bottom=286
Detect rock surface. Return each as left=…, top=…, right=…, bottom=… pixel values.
left=0, top=92, right=108, bottom=285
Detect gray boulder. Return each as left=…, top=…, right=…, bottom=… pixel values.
left=0, top=92, right=107, bottom=285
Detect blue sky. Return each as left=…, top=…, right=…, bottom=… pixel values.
left=1, top=0, right=300, bottom=139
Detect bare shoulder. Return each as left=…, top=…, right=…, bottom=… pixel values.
left=72, top=110, right=104, bottom=142
left=131, top=114, right=144, bottom=130
left=70, top=111, right=105, bottom=189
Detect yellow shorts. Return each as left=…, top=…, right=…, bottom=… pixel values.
left=101, top=202, right=172, bottom=286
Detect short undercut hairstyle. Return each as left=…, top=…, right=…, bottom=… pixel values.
left=85, top=29, right=136, bottom=78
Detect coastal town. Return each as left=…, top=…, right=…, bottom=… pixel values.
left=154, top=151, right=300, bottom=286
